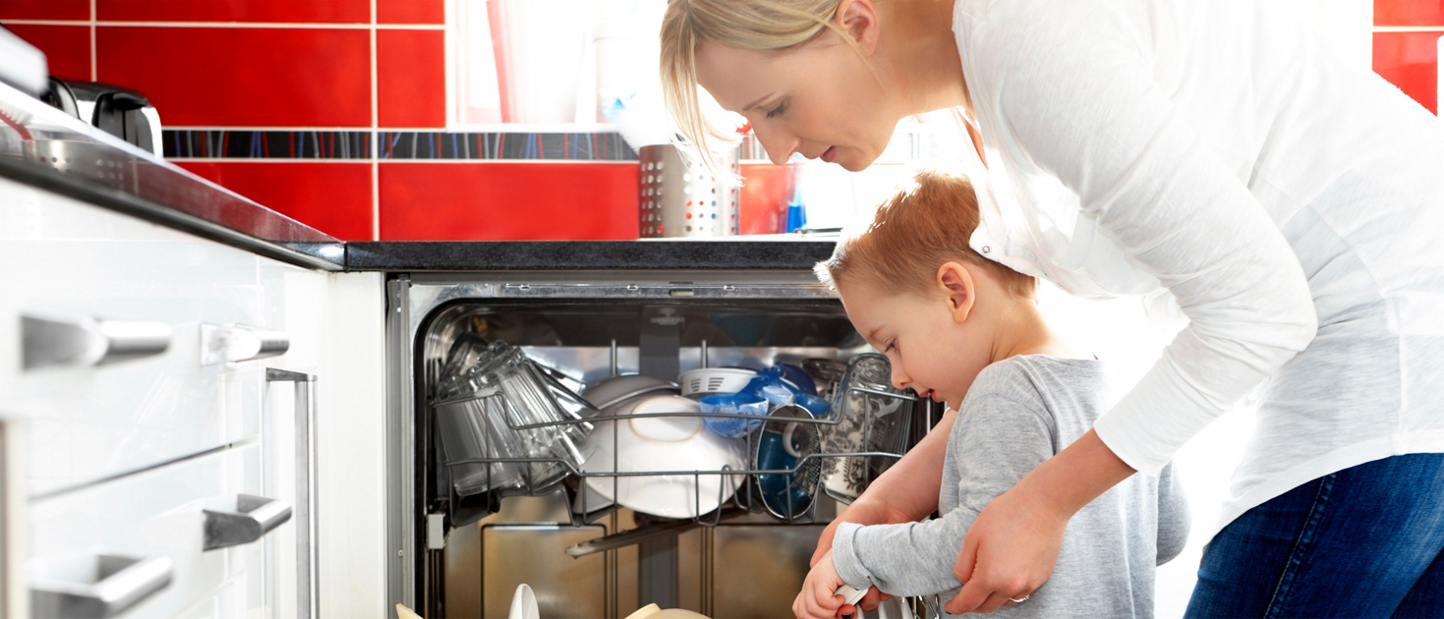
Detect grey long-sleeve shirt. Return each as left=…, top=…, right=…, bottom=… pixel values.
left=831, top=356, right=1189, bottom=618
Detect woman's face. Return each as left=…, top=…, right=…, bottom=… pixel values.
left=695, top=39, right=904, bottom=171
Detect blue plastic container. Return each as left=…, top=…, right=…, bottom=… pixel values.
left=700, top=392, right=769, bottom=438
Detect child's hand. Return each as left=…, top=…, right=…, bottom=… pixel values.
left=793, top=552, right=853, bottom=619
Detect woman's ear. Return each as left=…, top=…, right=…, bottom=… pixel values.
left=937, top=262, right=975, bottom=323
left=834, top=0, right=881, bottom=55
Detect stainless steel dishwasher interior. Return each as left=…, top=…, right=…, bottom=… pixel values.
left=392, top=274, right=941, bottom=619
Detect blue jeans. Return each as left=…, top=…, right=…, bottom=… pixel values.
left=1185, top=453, right=1444, bottom=618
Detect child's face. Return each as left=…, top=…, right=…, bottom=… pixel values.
left=836, top=267, right=995, bottom=410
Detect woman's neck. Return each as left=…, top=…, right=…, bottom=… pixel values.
left=878, top=0, right=971, bottom=116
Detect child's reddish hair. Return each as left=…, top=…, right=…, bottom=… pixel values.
left=816, top=169, right=1036, bottom=297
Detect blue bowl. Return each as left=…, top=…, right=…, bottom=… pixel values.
left=700, top=393, right=769, bottom=438
left=777, top=363, right=818, bottom=396
left=793, top=393, right=831, bottom=417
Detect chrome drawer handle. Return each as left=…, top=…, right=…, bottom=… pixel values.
left=30, top=554, right=173, bottom=619
left=199, top=323, right=289, bottom=365
left=21, top=315, right=172, bottom=370
left=203, top=494, right=292, bottom=551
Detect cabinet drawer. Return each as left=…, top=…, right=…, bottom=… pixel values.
left=26, top=444, right=271, bottom=619
left=0, top=179, right=287, bottom=495
left=13, top=328, right=266, bottom=496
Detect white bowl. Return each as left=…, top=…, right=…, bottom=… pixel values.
left=580, top=395, right=746, bottom=518
left=582, top=374, right=678, bottom=410
left=677, top=367, right=757, bottom=397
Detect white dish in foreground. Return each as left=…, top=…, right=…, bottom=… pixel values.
left=580, top=395, right=746, bottom=518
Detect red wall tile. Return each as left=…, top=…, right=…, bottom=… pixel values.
left=177, top=161, right=374, bottom=240
left=0, top=0, right=88, bottom=20
left=96, top=26, right=371, bottom=127
left=1375, top=1, right=1444, bottom=27
left=4, top=24, right=90, bottom=80
left=97, top=0, right=368, bottom=23
left=380, top=163, right=640, bottom=240
left=378, top=29, right=445, bottom=128
left=1373, top=32, right=1440, bottom=114
left=739, top=163, right=796, bottom=235
left=378, top=0, right=443, bottom=24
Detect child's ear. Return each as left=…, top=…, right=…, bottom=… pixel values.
left=937, top=262, right=975, bottom=323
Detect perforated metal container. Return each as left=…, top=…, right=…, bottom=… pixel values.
left=637, top=144, right=740, bottom=238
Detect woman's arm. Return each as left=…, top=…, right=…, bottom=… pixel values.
left=945, top=1, right=1318, bottom=611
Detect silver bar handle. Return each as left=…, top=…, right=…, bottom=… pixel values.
left=29, top=555, right=173, bottom=619
left=21, top=315, right=172, bottom=370
left=267, top=368, right=318, bottom=619
left=202, top=494, right=293, bottom=551
left=200, top=323, right=289, bottom=365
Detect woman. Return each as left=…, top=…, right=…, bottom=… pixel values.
left=660, top=0, right=1444, bottom=616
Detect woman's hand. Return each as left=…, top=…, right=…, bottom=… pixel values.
left=944, top=429, right=1135, bottom=614
left=943, top=484, right=1067, bottom=613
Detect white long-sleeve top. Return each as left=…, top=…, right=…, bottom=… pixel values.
left=948, top=0, right=1444, bottom=533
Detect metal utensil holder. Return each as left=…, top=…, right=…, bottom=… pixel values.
left=436, top=383, right=918, bottom=528
left=637, top=144, right=740, bottom=238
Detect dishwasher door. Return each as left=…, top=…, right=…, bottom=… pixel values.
left=386, top=271, right=939, bottom=619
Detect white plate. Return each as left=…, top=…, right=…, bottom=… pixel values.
left=582, top=374, right=678, bottom=410
left=580, top=395, right=746, bottom=518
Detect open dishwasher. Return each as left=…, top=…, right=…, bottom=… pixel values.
left=385, top=269, right=942, bottom=619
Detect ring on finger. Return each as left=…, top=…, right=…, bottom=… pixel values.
left=1008, top=594, right=1030, bottom=604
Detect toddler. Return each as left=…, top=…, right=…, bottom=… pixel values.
left=796, top=170, right=1189, bottom=618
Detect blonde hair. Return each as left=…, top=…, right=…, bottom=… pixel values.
left=816, top=169, right=1037, bottom=298
left=660, top=0, right=865, bottom=174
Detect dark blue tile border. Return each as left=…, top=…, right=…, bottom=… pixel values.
left=163, top=130, right=371, bottom=159
left=376, top=131, right=636, bottom=160
left=162, top=130, right=639, bottom=161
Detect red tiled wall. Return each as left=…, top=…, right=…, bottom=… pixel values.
left=97, top=26, right=372, bottom=127
left=0, top=0, right=638, bottom=242
left=97, top=0, right=370, bottom=23
left=1375, top=0, right=1444, bottom=27
left=379, top=163, right=639, bottom=240
left=1374, top=1, right=1442, bottom=115
left=6, top=1, right=1430, bottom=241
left=378, top=0, right=444, bottom=25
left=378, top=29, right=446, bottom=127
left=1374, top=32, right=1440, bottom=114
left=0, top=0, right=87, bottom=20
left=178, top=161, right=375, bottom=240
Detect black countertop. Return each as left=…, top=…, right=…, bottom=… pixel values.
left=345, top=239, right=837, bottom=271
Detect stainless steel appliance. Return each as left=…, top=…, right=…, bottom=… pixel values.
left=41, top=79, right=163, bottom=158
left=386, top=271, right=942, bottom=619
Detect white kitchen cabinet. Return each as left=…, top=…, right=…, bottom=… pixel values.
left=0, top=174, right=283, bottom=496
left=0, top=173, right=387, bottom=617
left=27, top=444, right=263, bottom=619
